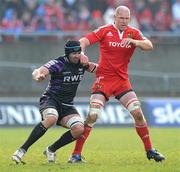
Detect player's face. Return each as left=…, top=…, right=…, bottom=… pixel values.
left=68, top=52, right=81, bottom=64
left=114, top=10, right=130, bottom=31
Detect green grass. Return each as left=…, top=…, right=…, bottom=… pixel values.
left=0, top=127, right=180, bottom=172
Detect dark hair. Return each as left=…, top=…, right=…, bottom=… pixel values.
left=64, top=40, right=81, bottom=57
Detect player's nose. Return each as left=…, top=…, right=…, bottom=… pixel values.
left=75, top=53, right=81, bottom=59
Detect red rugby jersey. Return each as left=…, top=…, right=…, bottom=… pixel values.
left=85, top=24, right=146, bottom=80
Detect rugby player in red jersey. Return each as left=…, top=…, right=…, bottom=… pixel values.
left=68, top=5, right=165, bottom=163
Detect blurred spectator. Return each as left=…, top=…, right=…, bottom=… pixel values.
left=147, top=0, right=161, bottom=18
left=91, top=10, right=104, bottom=29
left=34, top=0, right=64, bottom=31
left=0, top=0, right=7, bottom=20
left=77, top=4, right=91, bottom=31
left=133, top=0, right=153, bottom=31
left=129, top=13, right=139, bottom=29
left=23, top=0, right=38, bottom=18
left=31, top=4, right=46, bottom=31
left=103, top=7, right=114, bottom=24
left=153, top=0, right=172, bottom=31
left=0, top=8, right=22, bottom=33
left=62, top=0, right=79, bottom=11
left=87, top=0, right=108, bottom=14
left=113, top=0, right=133, bottom=8
left=172, top=0, right=180, bottom=31
left=0, top=0, right=179, bottom=33
left=43, top=0, right=64, bottom=31
left=3, top=0, right=25, bottom=20
left=62, top=11, right=79, bottom=31
left=21, top=11, right=35, bottom=32
left=0, top=7, right=22, bottom=42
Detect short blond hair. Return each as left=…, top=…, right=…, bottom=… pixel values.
left=115, top=5, right=130, bottom=16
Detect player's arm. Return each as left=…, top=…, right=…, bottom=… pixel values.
left=85, top=62, right=98, bottom=73
left=122, top=38, right=153, bottom=51
left=32, top=66, right=49, bottom=82
left=79, top=37, right=91, bottom=66
left=132, top=39, right=153, bottom=51
left=79, top=37, right=90, bottom=53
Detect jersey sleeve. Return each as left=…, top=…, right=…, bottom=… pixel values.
left=85, top=26, right=106, bottom=45
left=44, top=59, right=64, bottom=74
left=133, top=29, right=147, bottom=40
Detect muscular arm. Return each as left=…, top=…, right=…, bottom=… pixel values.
left=79, top=37, right=98, bottom=73
left=79, top=37, right=90, bottom=53
left=79, top=37, right=91, bottom=65
left=32, top=66, right=49, bottom=81
left=133, top=39, right=153, bottom=51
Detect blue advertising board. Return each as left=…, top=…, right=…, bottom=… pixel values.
left=0, top=98, right=180, bottom=127
left=143, top=98, right=180, bottom=127
left=0, top=99, right=133, bottom=127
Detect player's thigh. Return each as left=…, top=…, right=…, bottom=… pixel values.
left=118, top=91, right=139, bottom=108
left=85, top=94, right=106, bottom=124
left=60, top=114, right=83, bottom=128
left=58, top=105, right=84, bottom=129
left=118, top=91, right=145, bottom=122
left=62, top=113, right=85, bottom=138
left=91, top=76, right=114, bottom=99
left=90, top=93, right=106, bottom=105
left=39, top=96, right=59, bottom=120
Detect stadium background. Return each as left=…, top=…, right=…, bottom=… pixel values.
left=0, top=1, right=180, bottom=172
left=0, top=0, right=180, bottom=127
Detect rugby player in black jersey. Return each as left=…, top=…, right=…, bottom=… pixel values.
left=12, top=40, right=97, bottom=164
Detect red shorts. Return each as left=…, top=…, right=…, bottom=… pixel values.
left=91, top=75, right=132, bottom=100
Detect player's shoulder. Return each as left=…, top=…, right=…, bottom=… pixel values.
left=126, top=25, right=141, bottom=33
left=55, top=55, right=67, bottom=63
left=94, top=24, right=114, bottom=32
left=46, top=55, right=66, bottom=67
left=100, top=24, right=113, bottom=29
left=126, top=25, right=147, bottom=39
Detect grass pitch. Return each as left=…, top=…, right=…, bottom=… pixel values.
left=0, top=127, right=180, bottom=172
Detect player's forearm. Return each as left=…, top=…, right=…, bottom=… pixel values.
left=79, top=37, right=90, bottom=53
left=32, top=66, right=49, bottom=81
left=86, top=62, right=98, bottom=73
left=135, top=39, right=153, bottom=51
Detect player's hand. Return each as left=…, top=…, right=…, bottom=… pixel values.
left=79, top=53, right=89, bottom=66
left=122, top=38, right=137, bottom=47
left=32, top=69, right=46, bottom=82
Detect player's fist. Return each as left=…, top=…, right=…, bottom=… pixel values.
left=79, top=53, right=89, bottom=66
left=122, top=38, right=137, bottom=47
left=32, top=69, right=46, bottom=81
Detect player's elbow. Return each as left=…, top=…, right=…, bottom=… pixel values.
left=141, top=42, right=153, bottom=51
left=146, top=44, right=153, bottom=51
left=87, top=62, right=98, bottom=73
left=149, top=42, right=153, bottom=50
left=145, top=40, right=153, bottom=51
left=79, top=37, right=90, bottom=47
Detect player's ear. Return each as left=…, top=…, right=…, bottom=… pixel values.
left=129, top=16, right=131, bottom=22
left=113, top=14, right=116, bottom=20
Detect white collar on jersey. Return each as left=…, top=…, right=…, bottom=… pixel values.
left=112, top=23, right=125, bottom=39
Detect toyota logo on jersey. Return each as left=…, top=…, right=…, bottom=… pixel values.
left=109, top=41, right=131, bottom=48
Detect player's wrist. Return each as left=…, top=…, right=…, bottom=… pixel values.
left=32, top=69, right=38, bottom=76
left=32, top=69, right=41, bottom=80
left=134, top=40, right=139, bottom=47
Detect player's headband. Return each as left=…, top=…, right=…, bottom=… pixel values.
left=64, top=41, right=81, bottom=56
